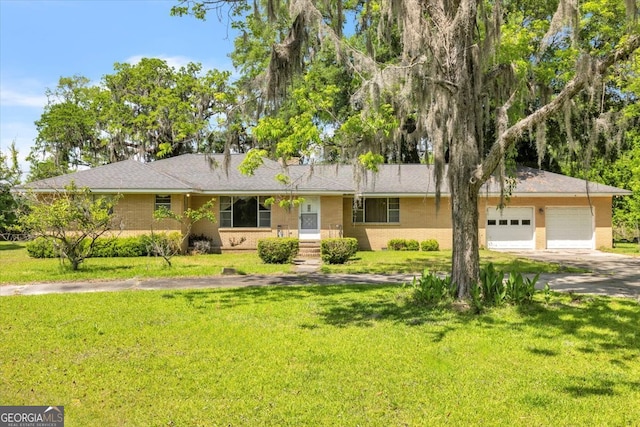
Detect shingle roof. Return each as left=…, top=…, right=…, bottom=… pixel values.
left=17, top=154, right=632, bottom=197
left=19, top=159, right=192, bottom=193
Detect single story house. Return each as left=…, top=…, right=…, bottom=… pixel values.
left=19, top=153, right=631, bottom=251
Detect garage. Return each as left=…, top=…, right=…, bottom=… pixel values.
left=486, top=207, right=534, bottom=249
left=546, top=207, right=594, bottom=249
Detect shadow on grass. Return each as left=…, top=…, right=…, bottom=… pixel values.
left=167, top=282, right=639, bottom=353
left=518, top=296, right=640, bottom=351
left=322, top=258, right=450, bottom=274
left=0, top=243, right=24, bottom=251
left=169, top=283, right=472, bottom=342
left=322, top=251, right=578, bottom=275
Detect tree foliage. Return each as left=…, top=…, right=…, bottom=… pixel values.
left=150, top=199, right=217, bottom=266
left=29, top=59, right=235, bottom=178
left=173, top=0, right=639, bottom=297
left=0, top=142, right=22, bottom=234
left=17, top=183, right=121, bottom=270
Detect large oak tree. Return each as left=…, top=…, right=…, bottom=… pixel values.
left=30, top=59, right=235, bottom=178
left=175, top=0, right=638, bottom=297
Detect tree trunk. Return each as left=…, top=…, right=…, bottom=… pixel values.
left=450, top=166, right=480, bottom=298
left=448, top=105, right=481, bottom=297
left=447, top=0, right=482, bottom=299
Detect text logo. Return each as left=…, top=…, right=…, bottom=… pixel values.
left=0, top=406, right=64, bottom=427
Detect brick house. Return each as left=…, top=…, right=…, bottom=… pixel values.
left=20, top=153, right=631, bottom=251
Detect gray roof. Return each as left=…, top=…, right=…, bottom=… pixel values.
left=17, top=153, right=632, bottom=197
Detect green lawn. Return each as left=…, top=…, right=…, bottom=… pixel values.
left=1, top=285, right=638, bottom=425
left=0, top=241, right=582, bottom=285
left=604, top=242, right=640, bottom=256
left=0, top=241, right=293, bottom=284
left=320, top=249, right=585, bottom=274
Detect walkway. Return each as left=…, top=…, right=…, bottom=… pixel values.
left=1, top=251, right=638, bottom=298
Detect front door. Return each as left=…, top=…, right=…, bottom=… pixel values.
left=299, top=196, right=321, bottom=240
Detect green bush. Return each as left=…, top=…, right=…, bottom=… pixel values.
left=387, top=239, right=420, bottom=251
left=505, top=271, right=539, bottom=305
left=25, top=235, right=176, bottom=258
left=257, top=238, right=299, bottom=264
left=92, top=236, right=148, bottom=257
left=405, top=239, right=419, bottom=251
left=409, top=269, right=457, bottom=305
left=472, top=263, right=541, bottom=311
left=387, top=239, right=405, bottom=251
left=420, top=239, right=440, bottom=251
left=320, top=238, right=358, bottom=264
left=479, top=262, right=506, bottom=306
left=142, top=232, right=183, bottom=256
left=25, top=237, right=58, bottom=258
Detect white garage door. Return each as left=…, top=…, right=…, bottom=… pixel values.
left=546, top=207, right=594, bottom=249
left=486, top=207, right=534, bottom=249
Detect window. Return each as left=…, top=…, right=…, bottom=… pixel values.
left=155, top=195, right=171, bottom=211
left=522, top=219, right=531, bottom=226
left=353, top=198, right=400, bottom=223
left=510, top=219, right=520, bottom=225
left=499, top=219, right=508, bottom=225
left=487, top=219, right=497, bottom=226
left=220, top=196, right=271, bottom=228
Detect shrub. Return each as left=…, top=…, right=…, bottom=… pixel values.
left=92, top=236, right=148, bottom=257
left=409, top=269, right=457, bottom=305
left=505, top=271, right=539, bottom=304
left=192, top=240, right=213, bottom=254
left=114, top=236, right=149, bottom=257
left=142, top=232, right=182, bottom=256
left=421, top=239, right=440, bottom=251
left=387, top=239, right=405, bottom=251
left=25, top=234, right=178, bottom=259
left=473, top=263, right=540, bottom=309
left=387, top=238, right=420, bottom=251
left=405, top=239, right=420, bottom=251
left=25, top=237, right=57, bottom=258
left=479, top=262, right=506, bottom=306
left=189, top=233, right=216, bottom=254
left=321, top=238, right=358, bottom=264
left=257, top=238, right=299, bottom=264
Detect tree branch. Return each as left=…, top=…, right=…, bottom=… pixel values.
left=473, top=33, right=640, bottom=188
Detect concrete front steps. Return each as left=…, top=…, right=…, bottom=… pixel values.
left=297, top=240, right=321, bottom=259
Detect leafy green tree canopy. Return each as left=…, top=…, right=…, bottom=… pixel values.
left=173, top=0, right=639, bottom=297
left=30, top=59, right=236, bottom=178
left=17, top=183, right=121, bottom=270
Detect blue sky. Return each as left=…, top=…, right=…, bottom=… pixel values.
left=0, top=0, right=237, bottom=173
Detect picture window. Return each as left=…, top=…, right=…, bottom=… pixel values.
left=353, top=198, right=400, bottom=223
left=220, top=196, right=271, bottom=228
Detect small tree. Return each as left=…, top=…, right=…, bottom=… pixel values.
left=150, top=199, right=216, bottom=266
left=18, top=183, right=120, bottom=270
left=0, top=142, right=22, bottom=236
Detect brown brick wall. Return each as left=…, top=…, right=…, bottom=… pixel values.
left=342, top=197, right=453, bottom=250
left=111, top=194, right=183, bottom=236
left=109, top=193, right=614, bottom=250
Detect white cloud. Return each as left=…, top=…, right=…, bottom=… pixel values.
left=0, top=87, right=48, bottom=108
left=125, top=54, right=234, bottom=74
left=125, top=54, right=197, bottom=70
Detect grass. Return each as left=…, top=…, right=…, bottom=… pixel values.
left=603, top=242, right=640, bottom=256
left=0, top=241, right=293, bottom=284
left=0, top=242, right=582, bottom=285
left=320, top=249, right=586, bottom=274
left=1, top=285, right=638, bottom=425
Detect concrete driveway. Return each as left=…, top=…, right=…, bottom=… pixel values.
left=513, top=250, right=640, bottom=299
